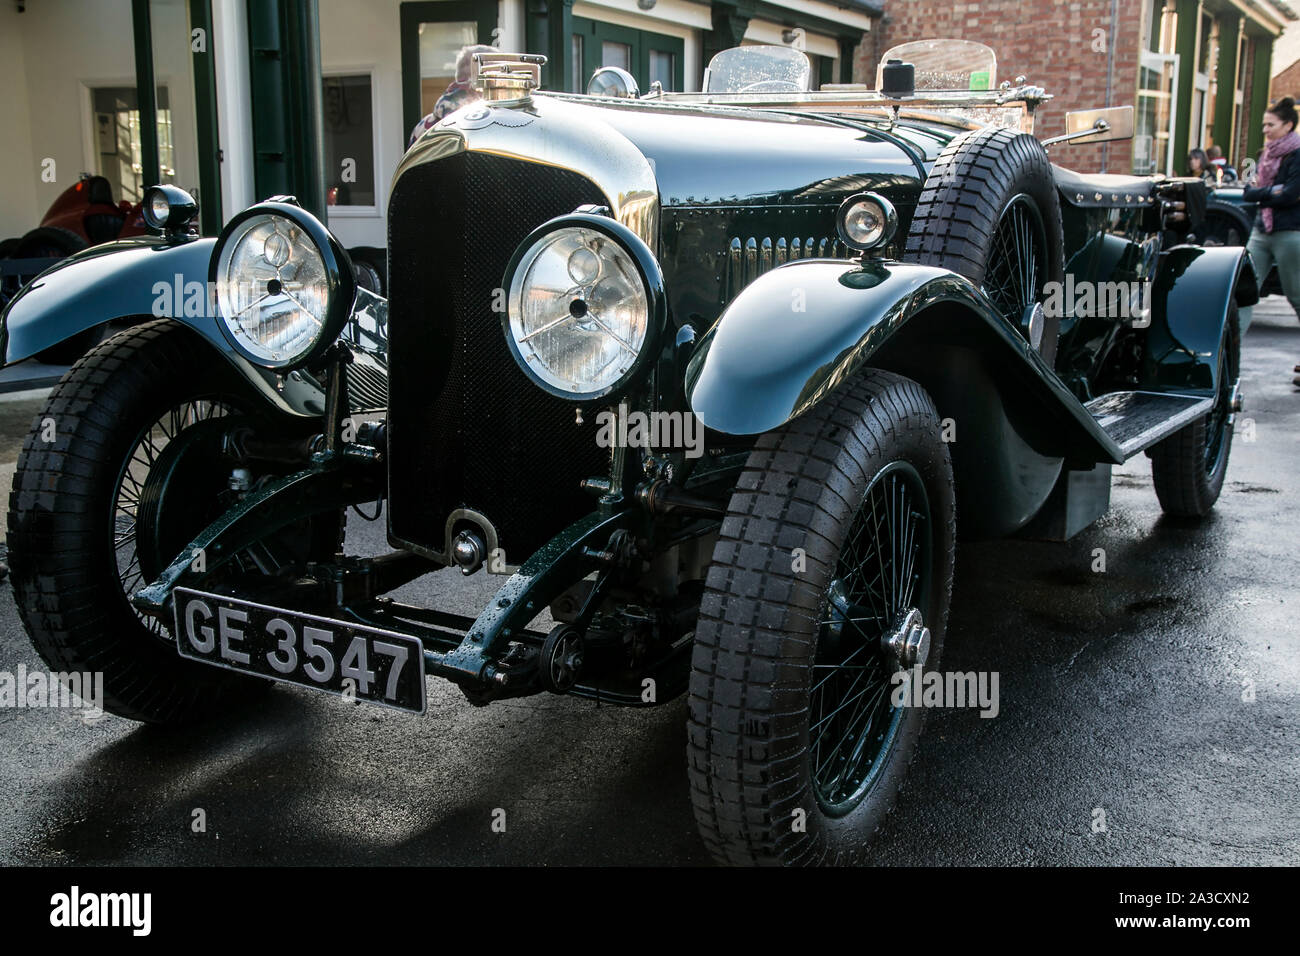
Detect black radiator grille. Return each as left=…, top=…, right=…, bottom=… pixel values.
left=387, top=153, right=612, bottom=560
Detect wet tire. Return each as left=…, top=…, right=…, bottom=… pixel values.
left=688, top=369, right=956, bottom=866
left=8, top=319, right=340, bottom=723
left=1196, top=203, right=1252, bottom=247
left=347, top=246, right=387, bottom=297
left=904, top=127, right=1066, bottom=364
left=12, top=225, right=86, bottom=259
left=1149, top=305, right=1240, bottom=516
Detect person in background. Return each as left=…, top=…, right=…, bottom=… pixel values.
left=1207, top=144, right=1238, bottom=184
left=1187, top=148, right=1215, bottom=185
left=407, top=43, right=497, bottom=148
left=1240, top=97, right=1300, bottom=365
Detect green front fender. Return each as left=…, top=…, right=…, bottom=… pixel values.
left=1140, top=244, right=1257, bottom=395
left=684, top=259, right=1123, bottom=539
left=0, top=237, right=323, bottom=417
left=686, top=259, right=1120, bottom=461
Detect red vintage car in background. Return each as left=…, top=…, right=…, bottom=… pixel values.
left=0, top=174, right=387, bottom=365
left=0, top=173, right=152, bottom=362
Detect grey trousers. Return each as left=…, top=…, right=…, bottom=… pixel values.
left=1242, top=225, right=1300, bottom=334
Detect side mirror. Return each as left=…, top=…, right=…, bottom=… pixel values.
left=1043, top=105, right=1134, bottom=147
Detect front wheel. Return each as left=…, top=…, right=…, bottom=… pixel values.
left=688, top=369, right=956, bottom=865
left=8, top=320, right=342, bottom=723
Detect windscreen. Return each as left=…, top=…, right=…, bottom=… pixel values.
left=703, top=45, right=812, bottom=93
left=877, top=39, right=998, bottom=91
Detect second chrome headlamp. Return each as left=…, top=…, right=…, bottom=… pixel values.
left=503, top=213, right=664, bottom=401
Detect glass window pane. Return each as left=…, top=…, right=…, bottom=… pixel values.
left=323, top=75, right=375, bottom=207
left=572, top=34, right=584, bottom=92
left=601, top=41, right=631, bottom=71
left=419, top=21, right=479, bottom=116
left=649, top=50, right=675, bottom=91
left=91, top=87, right=144, bottom=204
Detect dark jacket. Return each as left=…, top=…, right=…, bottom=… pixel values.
left=1243, top=149, right=1300, bottom=233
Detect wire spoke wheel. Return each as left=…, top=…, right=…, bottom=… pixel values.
left=689, top=370, right=955, bottom=865
left=904, top=126, right=1065, bottom=363
left=1150, top=305, right=1240, bottom=517
left=111, top=398, right=238, bottom=637
left=982, top=194, right=1047, bottom=324
left=1202, top=342, right=1233, bottom=475
left=810, top=461, right=932, bottom=816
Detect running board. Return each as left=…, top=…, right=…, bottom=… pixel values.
left=1085, top=390, right=1214, bottom=460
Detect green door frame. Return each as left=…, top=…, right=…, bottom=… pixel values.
left=572, top=16, right=685, bottom=93
left=1172, top=0, right=1199, bottom=171
left=130, top=0, right=223, bottom=234
left=246, top=0, right=328, bottom=220
left=1213, top=13, right=1240, bottom=156
left=1248, top=35, right=1273, bottom=161
left=400, top=0, right=498, bottom=145
left=189, top=0, right=223, bottom=234
left=130, top=0, right=161, bottom=192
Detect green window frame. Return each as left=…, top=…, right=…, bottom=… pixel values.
left=399, top=0, right=498, bottom=147
left=571, top=17, right=685, bottom=94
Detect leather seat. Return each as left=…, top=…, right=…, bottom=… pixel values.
left=1052, top=165, right=1156, bottom=208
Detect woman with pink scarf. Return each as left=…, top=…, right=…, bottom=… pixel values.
left=1241, top=97, right=1300, bottom=360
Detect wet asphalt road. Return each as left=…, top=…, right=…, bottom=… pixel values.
left=0, top=303, right=1297, bottom=867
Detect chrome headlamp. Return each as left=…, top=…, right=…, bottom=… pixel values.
left=211, top=201, right=355, bottom=370
left=141, top=183, right=198, bottom=236
left=836, top=192, right=898, bottom=252
left=503, top=213, right=664, bottom=401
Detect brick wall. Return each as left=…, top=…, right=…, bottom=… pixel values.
left=858, top=0, right=1147, bottom=173
left=1271, top=56, right=1300, bottom=102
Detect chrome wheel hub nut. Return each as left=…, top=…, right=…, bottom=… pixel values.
left=881, top=608, right=930, bottom=669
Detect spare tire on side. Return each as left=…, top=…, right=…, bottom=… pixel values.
left=904, top=126, right=1066, bottom=365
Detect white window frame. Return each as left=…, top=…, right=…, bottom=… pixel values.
left=321, top=66, right=381, bottom=220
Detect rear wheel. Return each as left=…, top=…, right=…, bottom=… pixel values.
left=904, top=127, right=1066, bottom=364
left=8, top=320, right=342, bottom=723
left=1196, top=204, right=1251, bottom=247
left=1149, top=305, right=1240, bottom=516
left=688, top=369, right=956, bottom=865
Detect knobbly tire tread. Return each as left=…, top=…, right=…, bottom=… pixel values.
left=687, top=369, right=956, bottom=866
left=7, top=319, right=337, bottom=724
left=903, top=126, right=1066, bottom=364
left=1149, top=306, right=1240, bottom=517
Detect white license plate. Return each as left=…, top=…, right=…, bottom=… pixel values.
left=173, top=588, right=426, bottom=713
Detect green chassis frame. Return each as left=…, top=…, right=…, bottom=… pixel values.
left=130, top=368, right=731, bottom=705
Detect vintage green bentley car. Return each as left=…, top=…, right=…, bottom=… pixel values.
left=2, top=42, right=1254, bottom=866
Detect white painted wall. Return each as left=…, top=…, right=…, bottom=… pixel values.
left=5, top=0, right=140, bottom=236
left=316, top=0, right=525, bottom=248
left=0, top=0, right=217, bottom=236
left=213, top=0, right=255, bottom=222
left=0, top=4, right=37, bottom=240
left=745, top=18, right=839, bottom=60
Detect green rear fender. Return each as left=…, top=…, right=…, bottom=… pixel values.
left=1139, top=244, right=1257, bottom=395
left=0, top=237, right=323, bottom=417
